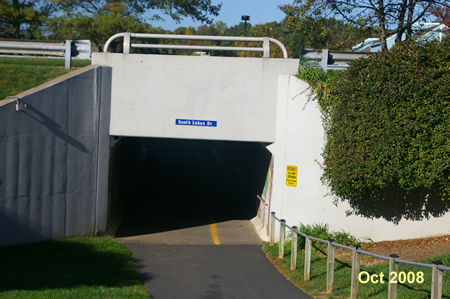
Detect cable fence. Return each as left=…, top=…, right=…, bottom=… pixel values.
left=268, top=211, right=448, bottom=299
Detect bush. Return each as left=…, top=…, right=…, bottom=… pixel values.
left=297, top=59, right=342, bottom=89
left=292, top=223, right=360, bottom=252
left=319, top=38, right=450, bottom=222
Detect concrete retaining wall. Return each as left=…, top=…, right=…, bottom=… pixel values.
left=267, top=75, right=450, bottom=241
left=0, top=66, right=111, bottom=246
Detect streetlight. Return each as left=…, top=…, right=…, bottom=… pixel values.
left=241, top=15, right=250, bottom=36
left=241, top=15, right=250, bottom=57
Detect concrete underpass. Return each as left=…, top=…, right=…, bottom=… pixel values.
left=109, top=137, right=271, bottom=238
left=107, top=137, right=310, bottom=298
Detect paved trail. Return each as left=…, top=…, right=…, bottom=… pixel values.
left=119, top=220, right=311, bottom=299
left=114, top=138, right=311, bottom=298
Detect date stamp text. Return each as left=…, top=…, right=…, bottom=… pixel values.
left=359, top=271, right=424, bottom=284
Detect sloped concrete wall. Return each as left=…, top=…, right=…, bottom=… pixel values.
left=268, top=75, right=450, bottom=241
left=0, top=66, right=111, bottom=246
left=92, top=53, right=299, bottom=142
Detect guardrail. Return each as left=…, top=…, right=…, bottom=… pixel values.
left=103, top=32, right=288, bottom=58
left=268, top=211, right=448, bottom=299
left=0, top=39, right=91, bottom=69
left=300, top=48, right=372, bottom=71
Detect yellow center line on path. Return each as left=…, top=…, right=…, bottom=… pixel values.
left=210, top=223, right=221, bottom=245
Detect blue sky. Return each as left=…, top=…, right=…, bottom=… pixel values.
left=151, top=0, right=293, bottom=30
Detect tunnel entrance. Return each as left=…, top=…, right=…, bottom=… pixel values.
left=107, top=137, right=271, bottom=237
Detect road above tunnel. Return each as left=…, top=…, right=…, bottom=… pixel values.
left=118, top=220, right=311, bottom=299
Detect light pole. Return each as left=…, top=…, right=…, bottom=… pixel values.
left=241, top=15, right=250, bottom=36
left=241, top=15, right=250, bottom=57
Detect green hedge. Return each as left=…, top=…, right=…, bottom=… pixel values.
left=318, top=38, right=449, bottom=222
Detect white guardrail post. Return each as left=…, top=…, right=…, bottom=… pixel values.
left=278, top=219, right=286, bottom=259
left=262, top=37, right=270, bottom=58
left=123, top=32, right=131, bottom=54
left=64, top=40, right=71, bottom=69
left=320, top=49, right=328, bottom=71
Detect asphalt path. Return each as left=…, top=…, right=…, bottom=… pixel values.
left=114, top=138, right=311, bottom=298
left=119, top=220, right=311, bottom=299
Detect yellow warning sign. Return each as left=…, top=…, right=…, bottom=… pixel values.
left=286, top=165, right=298, bottom=187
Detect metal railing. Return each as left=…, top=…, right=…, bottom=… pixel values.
left=0, top=39, right=91, bottom=69
left=103, top=32, right=288, bottom=58
left=300, top=48, right=372, bottom=71
left=268, top=211, right=448, bottom=299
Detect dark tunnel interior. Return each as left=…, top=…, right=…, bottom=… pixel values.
left=107, top=137, right=272, bottom=237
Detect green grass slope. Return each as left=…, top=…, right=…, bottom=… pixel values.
left=0, top=237, right=149, bottom=298
left=264, top=242, right=449, bottom=298
left=0, top=58, right=91, bottom=100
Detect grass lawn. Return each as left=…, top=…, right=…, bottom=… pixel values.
left=0, top=237, right=149, bottom=298
left=263, top=242, right=450, bottom=298
left=0, top=57, right=91, bottom=100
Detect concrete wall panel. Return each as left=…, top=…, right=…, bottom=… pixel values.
left=0, top=66, right=111, bottom=245
left=92, top=53, right=299, bottom=142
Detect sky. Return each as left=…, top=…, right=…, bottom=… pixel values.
left=151, top=0, right=293, bottom=31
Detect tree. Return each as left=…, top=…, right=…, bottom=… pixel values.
left=47, top=0, right=221, bottom=49
left=430, top=5, right=450, bottom=26
left=196, top=21, right=227, bottom=35
left=246, top=22, right=286, bottom=58
left=50, top=0, right=221, bottom=24
left=0, top=0, right=53, bottom=39
left=223, top=22, right=251, bottom=37
left=47, top=2, right=155, bottom=49
left=280, top=5, right=375, bottom=54
left=282, top=0, right=449, bottom=51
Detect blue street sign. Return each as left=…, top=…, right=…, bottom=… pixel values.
left=175, top=119, right=217, bottom=127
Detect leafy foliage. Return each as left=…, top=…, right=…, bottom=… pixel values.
left=319, top=37, right=450, bottom=222
left=297, top=59, right=342, bottom=89
left=293, top=223, right=360, bottom=252
left=0, top=0, right=54, bottom=39
left=232, top=22, right=287, bottom=58
left=46, top=0, right=220, bottom=49
left=282, top=0, right=448, bottom=51
left=430, top=5, right=450, bottom=27
left=280, top=4, right=375, bottom=55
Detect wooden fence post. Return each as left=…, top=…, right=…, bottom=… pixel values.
left=431, top=261, right=443, bottom=299
left=291, top=226, right=298, bottom=270
left=270, top=212, right=276, bottom=245
left=326, top=239, right=335, bottom=293
left=279, top=219, right=286, bottom=259
left=304, top=234, right=312, bottom=281
left=388, top=254, right=399, bottom=299
left=350, top=245, right=361, bottom=299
